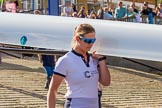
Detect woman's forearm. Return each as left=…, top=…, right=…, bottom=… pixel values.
left=47, top=90, right=56, bottom=108
left=98, top=60, right=111, bottom=86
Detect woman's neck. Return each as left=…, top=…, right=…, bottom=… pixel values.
left=73, top=46, right=87, bottom=57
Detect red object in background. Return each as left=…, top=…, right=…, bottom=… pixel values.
left=6, top=3, right=16, bottom=13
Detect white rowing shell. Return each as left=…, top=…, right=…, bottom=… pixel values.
left=0, top=12, right=162, bottom=62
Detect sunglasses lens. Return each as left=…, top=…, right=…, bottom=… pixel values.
left=79, top=36, right=96, bottom=44
left=87, top=39, right=96, bottom=43
left=85, top=39, right=92, bottom=44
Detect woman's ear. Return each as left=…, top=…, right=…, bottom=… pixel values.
left=75, top=36, right=80, bottom=42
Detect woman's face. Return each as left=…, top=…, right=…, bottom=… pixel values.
left=78, top=32, right=96, bottom=52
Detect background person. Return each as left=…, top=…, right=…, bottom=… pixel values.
left=47, top=23, right=111, bottom=108
left=103, top=7, right=113, bottom=20
left=98, top=83, right=102, bottom=108
left=140, top=1, right=154, bottom=24
left=114, top=1, right=127, bottom=20
left=14, top=0, right=19, bottom=12
left=77, top=5, right=86, bottom=18
left=38, top=54, right=56, bottom=89
left=0, top=53, right=2, bottom=64
left=97, top=6, right=104, bottom=19
left=140, top=1, right=152, bottom=16
left=71, top=3, right=77, bottom=13
left=63, top=1, right=73, bottom=17
left=156, top=3, right=162, bottom=17
left=34, top=9, right=41, bottom=15
left=130, top=2, right=139, bottom=14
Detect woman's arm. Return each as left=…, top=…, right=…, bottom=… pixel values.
left=98, top=57, right=111, bottom=86
left=47, top=74, right=64, bottom=108
left=92, top=51, right=111, bottom=86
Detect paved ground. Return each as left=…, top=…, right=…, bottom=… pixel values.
left=0, top=57, right=162, bottom=108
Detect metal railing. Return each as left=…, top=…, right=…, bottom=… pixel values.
left=111, top=15, right=162, bottom=25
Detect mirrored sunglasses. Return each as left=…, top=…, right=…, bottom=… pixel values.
left=79, top=35, right=96, bottom=44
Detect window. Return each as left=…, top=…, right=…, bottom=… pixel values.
left=21, top=0, right=42, bottom=11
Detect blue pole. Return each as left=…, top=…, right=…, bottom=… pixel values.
left=32, top=0, right=34, bottom=11
left=48, top=0, right=59, bottom=16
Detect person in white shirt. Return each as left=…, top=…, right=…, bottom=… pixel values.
left=63, top=1, right=73, bottom=17
left=47, top=23, right=111, bottom=108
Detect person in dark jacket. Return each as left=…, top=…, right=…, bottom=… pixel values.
left=140, top=1, right=152, bottom=15
left=38, top=54, right=56, bottom=89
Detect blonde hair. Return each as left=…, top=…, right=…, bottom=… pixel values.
left=71, top=23, right=95, bottom=47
